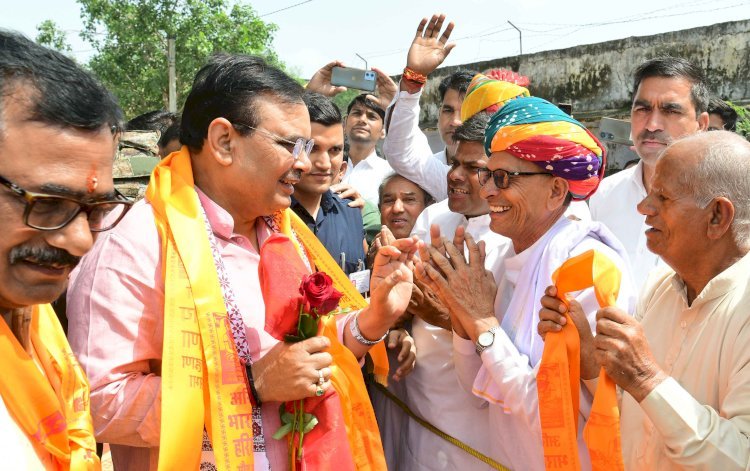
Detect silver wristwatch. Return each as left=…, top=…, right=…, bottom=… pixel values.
left=475, top=326, right=501, bottom=355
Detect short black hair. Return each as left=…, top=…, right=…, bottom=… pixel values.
left=708, top=97, right=738, bottom=132
left=346, top=94, right=385, bottom=122
left=438, top=70, right=478, bottom=101
left=303, top=92, right=342, bottom=126
left=126, top=109, right=178, bottom=134
left=180, top=54, right=305, bottom=152
left=632, top=57, right=709, bottom=116
left=0, top=30, right=122, bottom=138
left=159, top=115, right=181, bottom=149
left=453, top=112, right=490, bottom=144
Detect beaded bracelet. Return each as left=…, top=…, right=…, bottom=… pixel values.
left=403, top=67, right=427, bottom=86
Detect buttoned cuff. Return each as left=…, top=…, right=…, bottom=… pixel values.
left=638, top=376, right=693, bottom=443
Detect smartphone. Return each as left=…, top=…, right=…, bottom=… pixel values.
left=331, top=66, right=376, bottom=92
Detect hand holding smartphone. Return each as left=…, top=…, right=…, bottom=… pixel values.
left=331, top=66, right=377, bottom=92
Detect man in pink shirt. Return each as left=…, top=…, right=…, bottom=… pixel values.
left=67, top=54, right=414, bottom=470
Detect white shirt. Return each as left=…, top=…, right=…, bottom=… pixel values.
left=342, top=149, right=393, bottom=205
left=453, top=217, right=637, bottom=470
left=620, top=252, right=750, bottom=470
left=383, top=89, right=451, bottom=201
left=589, top=161, right=663, bottom=292
left=397, top=199, right=509, bottom=470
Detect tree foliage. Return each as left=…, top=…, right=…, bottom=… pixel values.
left=77, top=0, right=280, bottom=117
left=35, top=20, right=72, bottom=53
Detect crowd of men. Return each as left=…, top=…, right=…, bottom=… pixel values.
left=1, top=11, right=749, bottom=471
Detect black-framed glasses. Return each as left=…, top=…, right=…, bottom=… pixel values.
left=477, top=168, right=553, bottom=189
left=231, top=121, right=314, bottom=161
left=0, top=174, right=133, bottom=232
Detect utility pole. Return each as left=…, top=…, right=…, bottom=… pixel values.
left=167, top=35, right=176, bottom=112
left=508, top=21, right=522, bottom=57
left=355, top=53, right=368, bottom=70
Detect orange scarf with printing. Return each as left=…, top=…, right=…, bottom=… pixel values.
left=147, top=148, right=387, bottom=470
left=538, top=250, right=625, bottom=471
left=0, top=305, right=99, bottom=470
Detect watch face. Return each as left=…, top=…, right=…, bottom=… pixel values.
left=478, top=331, right=494, bottom=347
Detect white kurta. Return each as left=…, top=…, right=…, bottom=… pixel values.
left=589, top=161, right=664, bottom=292
left=383, top=88, right=451, bottom=202
left=620, top=252, right=750, bottom=470
left=386, top=199, right=510, bottom=470
left=342, top=150, right=393, bottom=206
left=453, top=216, right=637, bottom=470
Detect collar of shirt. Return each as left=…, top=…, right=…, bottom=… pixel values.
left=669, top=249, right=750, bottom=309
left=195, top=186, right=271, bottom=248
left=349, top=149, right=380, bottom=170
left=291, top=191, right=338, bottom=221
left=631, top=160, right=647, bottom=196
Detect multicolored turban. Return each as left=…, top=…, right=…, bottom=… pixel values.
left=460, top=73, right=530, bottom=122
left=484, top=96, right=606, bottom=201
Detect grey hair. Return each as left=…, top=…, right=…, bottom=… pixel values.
left=677, top=131, right=750, bottom=246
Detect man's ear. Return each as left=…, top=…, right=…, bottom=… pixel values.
left=206, top=117, right=235, bottom=167
left=335, top=160, right=348, bottom=184
left=379, top=123, right=386, bottom=140
left=697, top=111, right=710, bottom=132
left=706, top=196, right=735, bottom=240
left=547, top=177, right=570, bottom=210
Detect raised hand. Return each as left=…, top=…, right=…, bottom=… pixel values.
left=415, top=232, right=496, bottom=341
left=306, top=60, right=347, bottom=97
left=365, top=67, right=398, bottom=111
left=406, top=14, right=456, bottom=76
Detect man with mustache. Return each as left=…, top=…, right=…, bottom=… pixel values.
left=0, top=30, right=127, bottom=469
left=291, top=92, right=366, bottom=276
left=589, top=57, right=709, bottom=290
left=67, top=54, right=415, bottom=470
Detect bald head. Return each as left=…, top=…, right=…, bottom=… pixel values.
left=663, top=131, right=750, bottom=246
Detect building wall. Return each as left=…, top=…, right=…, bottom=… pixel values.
left=415, top=19, right=750, bottom=127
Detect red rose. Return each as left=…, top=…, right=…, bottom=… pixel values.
left=300, top=272, right=343, bottom=317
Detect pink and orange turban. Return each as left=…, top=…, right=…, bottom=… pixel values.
left=484, top=96, right=606, bottom=201
left=460, top=73, right=530, bottom=122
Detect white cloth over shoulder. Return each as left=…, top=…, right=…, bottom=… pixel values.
left=453, top=216, right=637, bottom=471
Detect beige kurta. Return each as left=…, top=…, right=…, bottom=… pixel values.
left=621, top=251, right=750, bottom=470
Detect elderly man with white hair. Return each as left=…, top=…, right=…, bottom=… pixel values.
left=540, top=130, right=750, bottom=470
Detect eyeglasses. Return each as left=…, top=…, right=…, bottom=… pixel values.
left=477, top=168, right=553, bottom=189
left=0, top=174, right=133, bottom=232
left=231, top=121, right=314, bottom=161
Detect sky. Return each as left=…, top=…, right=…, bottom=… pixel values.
left=2, top=0, right=749, bottom=78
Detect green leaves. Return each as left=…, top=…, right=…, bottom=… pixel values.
left=72, top=0, right=284, bottom=117
left=273, top=402, right=318, bottom=441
